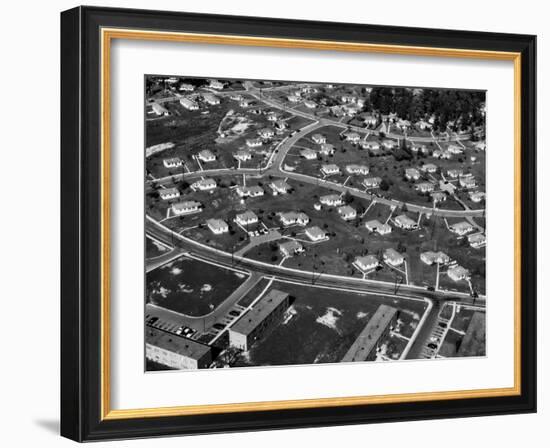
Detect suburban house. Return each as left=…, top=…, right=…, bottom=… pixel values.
left=449, top=221, right=474, bottom=236
left=191, top=178, right=217, bottom=191
left=208, top=79, right=225, bottom=90
left=266, top=112, right=280, bottom=122
left=300, top=148, right=317, bottom=160
left=278, top=211, right=310, bottom=227
left=179, top=98, right=199, bottom=110
left=475, top=141, right=487, bottom=151
left=236, top=185, right=264, bottom=198
left=206, top=218, right=229, bottom=235
left=304, top=100, right=317, bottom=109
left=421, top=163, right=438, bottom=173
left=230, top=93, right=244, bottom=101
left=364, top=219, right=392, bottom=235
left=233, top=150, right=252, bottom=162
left=382, top=139, right=397, bottom=149
left=383, top=248, right=405, bottom=267
left=447, top=264, right=470, bottom=282
left=343, top=131, right=361, bottom=143
left=321, top=164, right=340, bottom=176
left=240, top=99, right=253, bottom=108
left=305, top=226, right=328, bottom=242
left=447, top=168, right=463, bottom=178
left=275, top=120, right=288, bottom=131
left=151, top=103, right=169, bottom=116
left=163, top=157, right=184, bottom=169
left=346, top=164, right=370, bottom=175
left=258, top=128, right=275, bottom=139
left=279, top=240, right=304, bottom=257
left=235, top=210, right=258, bottom=226
left=431, top=191, right=447, bottom=203
left=319, top=143, right=335, bottom=155
left=354, top=255, right=379, bottom=272
left=320, top=194, right=344, bottom=206
left=246, top=138, right=263, bottom=148
left=394, top=214, right=418, bottom=230
left=364, top=115, right=377, bottom=126
left=287, top=94, right=301, bottom=103
left=411, top=144, right=428, bottom=154
left=405, top=167, right=421, bottom=180
left=433, top=150, right=452, bottom=159
left=447, top=144, right=464, bottom=154
left=416, top=182, right=435, bottom=193
left=179, top=83, right=195, bottom=92
left=420, top=251, right=451, bottom=265
left=363, top=176, right=382, bottom=188
left=171, top=200, right=202, bottom=215
left=469, top=191, right=486, bottom=203
left=312, top=133, right=327, bottom=144
left=468, top=233, right=486, bottom=249
left=363, top=141, right=380, bottom=151
left=159, top=187, right=180, bottom=201
left=270, top=179, right=291, bottom=195
left=337, top=205, right=357, bottom=221
left=459, top=175, right=477, bottom=188
left=396, top=119, right=411, bottom=130
left=197, top=149, right=216, bottom=163
left=202, top=93, right=220, bottom=105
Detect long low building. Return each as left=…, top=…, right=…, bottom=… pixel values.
left=341, top=305, right=399, bottom=363
left=145, top=328, right=212, bottom=370
left=229, top=289, right=290, bottom=351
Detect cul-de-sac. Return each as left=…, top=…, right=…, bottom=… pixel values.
left=144, top=76, right=487, bottom=371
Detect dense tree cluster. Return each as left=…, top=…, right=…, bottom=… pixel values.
left=368, top=87, right=485, bottom=132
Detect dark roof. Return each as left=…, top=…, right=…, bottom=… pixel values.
left=342, top=305, right=398, bottom=362
left=230, top=289, right=289, bottom=337
left=146, top=328, right=211, bottom=360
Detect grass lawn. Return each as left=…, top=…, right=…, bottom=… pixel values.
left=146, top=236, right=171, bottom=259
left=231, top=280, right=427, bottom=367
left=146, top=255, right=248, bottom=316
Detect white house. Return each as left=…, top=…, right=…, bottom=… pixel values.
left=233, top=150, right=252, bottom=162
left=179, top=98, right=199, bottom=110
left=305, top=226, right=328, bottom=242
left=382, top=139, right=397, bottom=149
left=202, top=93, right=220, bottom=105
left=416, top=182, right=435, bottom=193
left=364, top=219, right=392, bottom=235
left=321, top=164, right=340, bottom=176
left=279, top=240, right=304, bottom=257
left=364, top=115, right=377, bottom=126
left=258, top=128, right=275, bottom=139
left=287, top=94, right=301, bottom=103
left=300, top=149, right=317, bottom=160
left=208, top=79, right=225, bottom=90
left=270, top=179, right=291, bottom=195
left=191, top=178, right=217, bottom=191
left=312, top=133, right=327, bottom=144
left=246, top=138, right=263, bottom=148
left=343, top=131, right=361, bottom=143
left=420, top=251, right=450, bottom=265
left=433, top=150, right=452, bottom=159
left=363, top=141, right=380, bottom=151
left=240, top=99, right=253, bottom=108
left=447, top=144, right=463, bottom=154
left=421, top=163, right=438, bottom=173
left=304, top=100, right=317, bottom=109
left=337, top=205, right=357, bottom=221
left=468, top=233, right=487, bottom=248
left=475, top=141, right=487, bottom=151
left=396, top=119, right=411, bottom=130
left=275, top=120, right=288, bottom=131
left=363, top=176, right=382, bottom=188
left=346, top=164, right=370, bottom=175
left=459, top=175, right=477, bottom=188
left=159, top=187, right=180, bottom=200
left=449, top=221, right=474, bottom=236
left=411, top=144, right=428, bottom=154
left=469, top=191, right=486, bottom=203
left=319, top=143, right=335, bottom=155
left=320, top=194, right=343, bottom=207
left=405, top=168, right=421, bottom=180
left=179, top=83, right=195, bottom=92
left=394, top=214, right=418, bottom=230
left=447, top=264, right=470, bottom=282
left=206, top=218, right=228, bottom=235
left=152, top=103, right=169, bottom=116
left=354, top=255, right=379, bottom=272
left=447, top=168, right=463, bottom=178
left=431, top=191, right=447, bottom=203
left=279, top=211, right=310, bottom=227
left=236, top=185, right=264, bottom=198
left=384, top=248, right=405, bottom=267
left=163, top=157, right=184, bottom=169
left=235, top=210, right=258, bottom=226
left=172, top=201, right=201, bottom=215
left=197, top=150, right=216, bottom=163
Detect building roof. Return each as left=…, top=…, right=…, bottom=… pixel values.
left=159, top=187, right=179, bottom=196
left=207, top=218, right=227, bottom=229
left=280, top=240, right=303, bottom=253
left=341, top=305, right=398, bottom=362
left=355, top=254, right=379, bottom=266
left=271, top=179, right=291, bottom=190
left=146, top=328, right=211, bottom=361
left=384, top=248, right=404, bottom=261
left=236, top=210, right=257, bottom=221
left=173, top=201, right=201, bottom=210
left=395, top=214, right=416, bottom=226
left=230, top=289, right=289, bottom=337
left=338, top=205, right=356, bottom=215
left=305, top=226, right=326, bottom=238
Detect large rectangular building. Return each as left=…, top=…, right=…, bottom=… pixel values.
left=146, top=328, right=212, bottom=370
left=229, top=289, right=290, bottom=351
left=341, top=305, right=399, bottom=363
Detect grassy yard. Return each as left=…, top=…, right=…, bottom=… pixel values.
left=146, top=255, right=248, bottom=316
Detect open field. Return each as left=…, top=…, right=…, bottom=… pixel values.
left=146, top=255, right=249, bottom=316
left=232, top=280, right=427, bottom=367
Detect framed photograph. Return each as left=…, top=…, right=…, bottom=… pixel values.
left=60, top=6, right=537, bottom=442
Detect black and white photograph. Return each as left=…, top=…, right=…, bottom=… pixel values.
left=144, top=76, right=487, bottom=371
